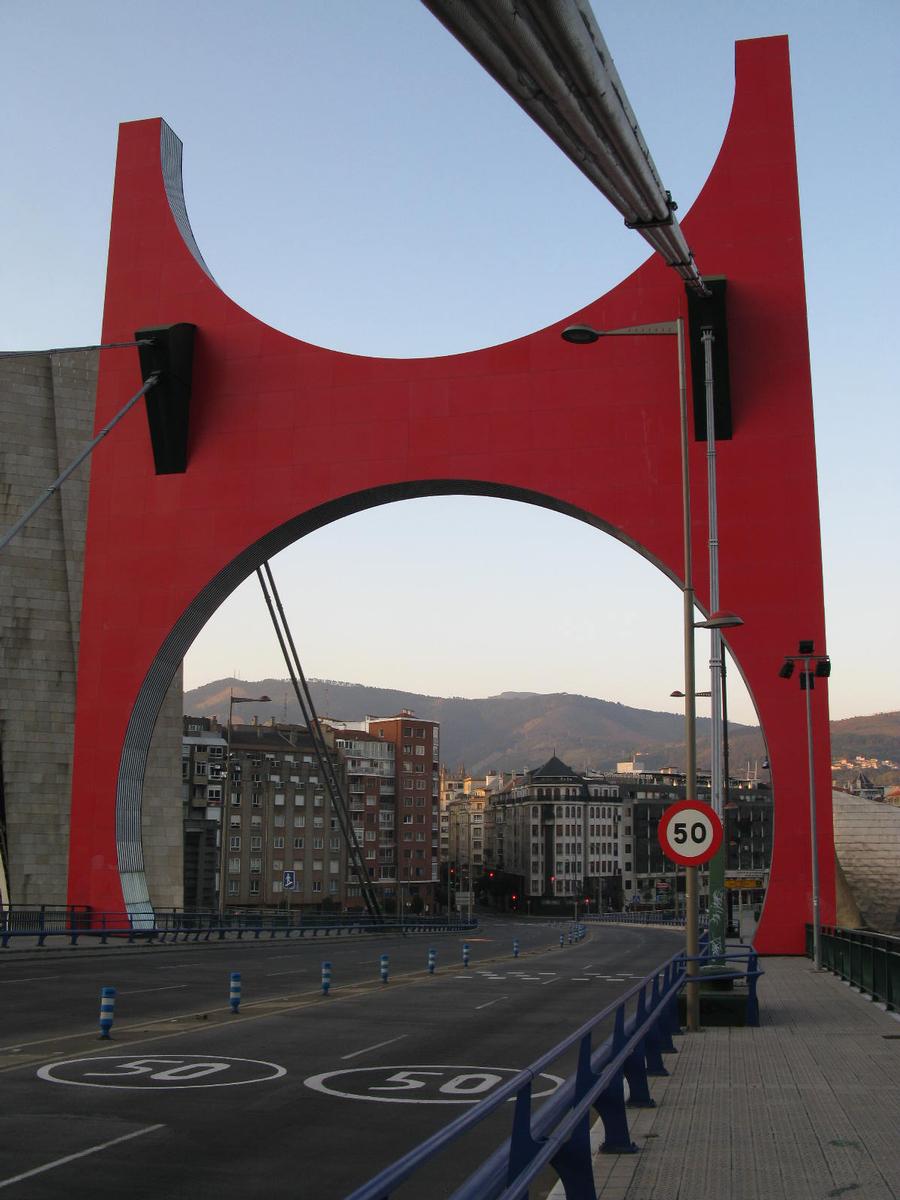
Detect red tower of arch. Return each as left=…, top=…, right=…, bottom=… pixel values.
left=68, top=36, right=832, bottom=954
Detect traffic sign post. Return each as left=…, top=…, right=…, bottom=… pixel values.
left=658, top=800, right=723, bottom=868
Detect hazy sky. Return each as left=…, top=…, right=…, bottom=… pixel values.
left=3, top=2, right=897, bottom=727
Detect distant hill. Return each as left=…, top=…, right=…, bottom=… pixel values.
left=184, top=677, right=772, bottom=776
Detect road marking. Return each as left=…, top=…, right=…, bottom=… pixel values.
left=0, top=975, right=63, bottom=985
left=541, top=977, right=559, bottom=986
left=571, top=978, right=592, bottom=982
left=265, top=969, right=309, bottom=976
left=475, top=996, right=507, bottom=1010
left=38, top=1055, right=287, bottom=1090
left=119, top=985, right=189, bottom=996
left=0, top=1123, right=165, bottom=1189
left=304, top=1065, right=563, bottom=1105
left=341, top=1035, right=408, bottom=1061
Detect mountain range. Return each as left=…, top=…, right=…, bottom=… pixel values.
left=183, top=678, right=900, bottom=784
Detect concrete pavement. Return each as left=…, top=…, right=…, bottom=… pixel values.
left=562, top=956, right=900, bottom=1200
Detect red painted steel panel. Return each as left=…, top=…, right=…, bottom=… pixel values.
left=68, top=36, right=833, bottom=952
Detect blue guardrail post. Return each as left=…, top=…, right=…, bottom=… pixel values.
left=427, top=947, right=436, bottom=975
left=229, top=971, right=241, bottom=1014
left=380, top=954, right=389, bottom=984
left=462, top=942, right=470, bottom=968
left=321, top=961, right=332, bottom=995
left=98, top=986, right=116, bottom=1039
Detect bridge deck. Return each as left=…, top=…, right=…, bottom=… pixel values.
left=575, top=956, right=900, bottom=1200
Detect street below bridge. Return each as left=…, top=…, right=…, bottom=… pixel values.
left=0, top=917, right=682, bottom=1198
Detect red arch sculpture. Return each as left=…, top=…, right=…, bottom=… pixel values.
left=69, top=35, right=832, bottom=954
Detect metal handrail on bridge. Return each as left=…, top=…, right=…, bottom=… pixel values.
left=348, top=940, right=761, bottom=1200
left=0, top=909, right=476, bottom=948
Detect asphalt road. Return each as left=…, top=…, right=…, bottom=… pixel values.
left=0, top=918, right=682, bottom=1198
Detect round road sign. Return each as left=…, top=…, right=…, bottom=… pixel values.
left=658, top=800, right=723, bottom=866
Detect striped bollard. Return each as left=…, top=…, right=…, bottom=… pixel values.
left=380, top=954, right=389, bottom=984
left=513, top=939, right=520, bottom=958
left=427, top=947, right=436, bottom=975
left=321, top=961, right=332, bottom=995
left=462, top=942, right=470, bottom=968
left=98, top=986, right=116, bottom=1039
left=559, top=933, right=565, bottom=948
left=568, top=930, right=573, bottom=945
left=229, top=971, right=241, bottom=1014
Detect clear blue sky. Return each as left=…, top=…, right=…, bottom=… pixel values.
left=3, top=2, right=897, bottom=727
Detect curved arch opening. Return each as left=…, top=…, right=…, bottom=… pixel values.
left=119, top=484, right=766, bottom=919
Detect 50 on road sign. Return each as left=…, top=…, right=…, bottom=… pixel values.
left=658, top=800, right=723, bottom=866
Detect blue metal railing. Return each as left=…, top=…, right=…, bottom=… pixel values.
left=0, top=908, right=476, bottom=948
left=347, top=940, right=761, bottom=1200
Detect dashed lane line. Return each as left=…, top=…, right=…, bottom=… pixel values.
left=0, top=1123, right=166, bottom=1190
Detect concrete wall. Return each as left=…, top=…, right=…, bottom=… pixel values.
left=0, top=351, right=183, bottom=910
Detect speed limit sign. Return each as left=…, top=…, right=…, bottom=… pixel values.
left=658, top=800, right=723, bottom=866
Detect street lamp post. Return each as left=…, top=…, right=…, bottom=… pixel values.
left=562, top=319, right=701, bottom=1029
left=218, top=690, right=271, bottom=919
left=695, top=610, right=743, bottom=954
left=778, top=641, right=831, bottom=969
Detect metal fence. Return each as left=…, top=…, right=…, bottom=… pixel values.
left=810, top=924, right=900, bottom=1011
left=1, top=906, right=476, bottom=948
left=347, top=940, right=762, bottom=1200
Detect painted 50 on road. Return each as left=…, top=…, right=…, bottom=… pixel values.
left=304, top=1065, right=563, bottom=1104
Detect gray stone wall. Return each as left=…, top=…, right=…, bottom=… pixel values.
left=0, top=351, right=183, bottom=910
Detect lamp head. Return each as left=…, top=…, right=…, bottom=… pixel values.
left=561, top=324, right=602, bottom=344
left=695, top=610, right=744, bottom=630
left=778, top=660, right=795, bottom=680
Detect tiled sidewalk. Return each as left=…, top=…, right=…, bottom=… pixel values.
left=565, top=957, right=900, bottom=1200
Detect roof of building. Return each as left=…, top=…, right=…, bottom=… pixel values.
left=528, top=754, right=584, bottom=783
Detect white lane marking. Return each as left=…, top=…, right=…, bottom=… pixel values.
left=0, top=975, right=63, bottom=985
left=341, top=1035, right=408, bottom=1061
left=118, top=985, right=188, bottom=996
left=265, top=969, right=309, bottom=976
left=571, top=978, right=592, bottom=982
left=541, top=977, right=559, bottom=986
left=475, top=996, right=507, bottom=1010
left=454, top=975, right=474, bottom=980
left=0, top=1123, right=165, bottom=1189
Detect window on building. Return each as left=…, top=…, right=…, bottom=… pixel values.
left=227, top=880, right=239, bottom=896
left=273, top=836, right=284, bottom=849
left=249, top=880, right=260, bottom=896
left=250, top=836, right=262, bottom=851
left=229, top=836, right=241, bottom=850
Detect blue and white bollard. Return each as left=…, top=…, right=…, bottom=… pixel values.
left=321, top=961, right=332, bottom=995
left=380, top=954, right=389, bottom=984
left=229, top=971, right=242, bottom=1014
left=427, top=947, right=436, bottom=975
left=462, top=942, right=470, bottom=968
left=567, top=930, right=573, bottom=944
left=559, top=933, right=565, bottom=948
left=98, top=986, right=116, bottom=1039
left=513, top=939, right=520, bottom=958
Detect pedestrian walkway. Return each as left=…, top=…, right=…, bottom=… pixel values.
left=570, top=957, right=900, bottom=1200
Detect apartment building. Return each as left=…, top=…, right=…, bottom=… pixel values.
left=324, top=710, right=441, bottom=913
left=183, top=716, right=356, bottom=912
